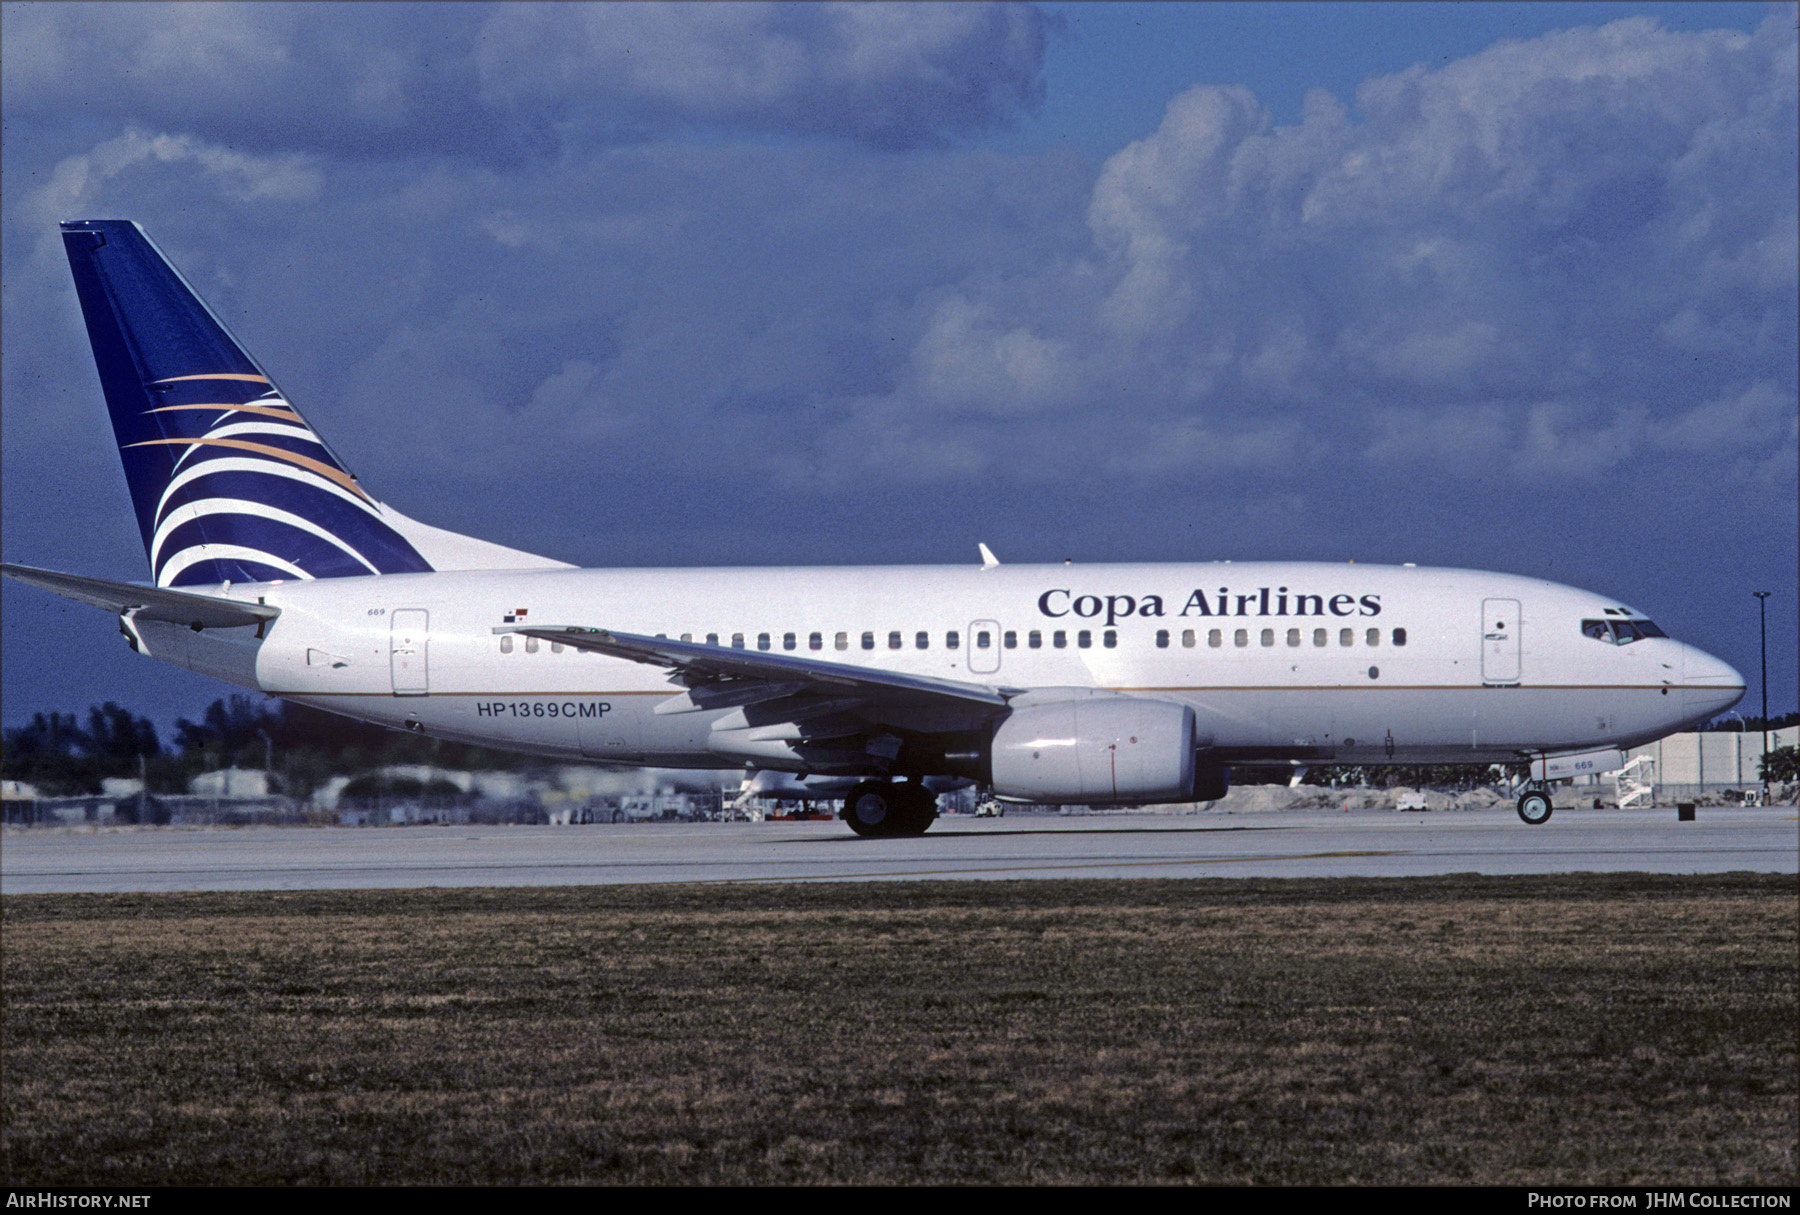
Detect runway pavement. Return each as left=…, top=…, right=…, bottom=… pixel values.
left=3, top=804, right=1794, bottom=893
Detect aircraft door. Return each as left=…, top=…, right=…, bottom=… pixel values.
left=1481, top=599, right=1520, bottom=684
left=968, top=619, right=1001, bottom=674
left=390, top=609, right=430, bottom=695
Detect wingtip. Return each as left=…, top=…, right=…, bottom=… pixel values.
left=978, top=543, right=1000, bottom=569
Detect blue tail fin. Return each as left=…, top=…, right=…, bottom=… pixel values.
left=60, top=220, right=437, bottom=588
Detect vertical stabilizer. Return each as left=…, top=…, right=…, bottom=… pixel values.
left=59, top=220, right=569, bottom=587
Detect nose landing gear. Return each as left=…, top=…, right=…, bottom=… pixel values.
left=1516, top=787, right=1554, bottom=825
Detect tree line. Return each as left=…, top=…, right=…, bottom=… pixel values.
left=2, top=696, right=531, bottom=799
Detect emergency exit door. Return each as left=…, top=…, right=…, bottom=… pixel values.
left=1481, top=599, right=1520, bottom=683
left=967, top=619, right=1001, bottom=674
left=390, top=609, right=430, bottom=695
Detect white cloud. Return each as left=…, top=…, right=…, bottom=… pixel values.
left=865, top=6, right=1799, bottom=484
left=3, top=4, right=1792, bottom=532
left=2, top=2, right=1047, bottom=161
left=1652, top=380, right=1796, bottom=455
left=1088, top=85, right=1269, bottom=338
left=1363, top=405, right=1514, bottom=468
left=2, top=2, right=291, bottom=99
left=1515, top=402, right=1650, bottom=478
left=474, top=1, right=1048, bottom=149
left=912, top=297, right=1076, bottom=416
left=1100, top=417, right=1299, bottom=479
left=26, top=129, right=320, bottom=229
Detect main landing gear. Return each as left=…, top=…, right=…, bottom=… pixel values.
left=842, top=780, right=939, bottom=838
left=1516, top=786, right=1554, bottom=825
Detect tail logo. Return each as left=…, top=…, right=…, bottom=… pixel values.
left=60, top=221, right=435, bottom=588
left=132, top=375, right=432, bottom=587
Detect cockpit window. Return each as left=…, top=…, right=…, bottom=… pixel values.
left=1581, top=617, right=1667, bottom=645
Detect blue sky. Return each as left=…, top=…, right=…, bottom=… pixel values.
left=2, top=1, right=1795, bottom=739
left=1028, top=3, right=1780, bottom=149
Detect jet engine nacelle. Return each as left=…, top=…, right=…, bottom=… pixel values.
left=990, top=697, right=1197, bottom=804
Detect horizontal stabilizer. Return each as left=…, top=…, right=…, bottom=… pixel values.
left=2, top=562, right=280, bottom=630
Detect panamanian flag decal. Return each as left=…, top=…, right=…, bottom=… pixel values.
left=503, top=608, right=528, bottom=623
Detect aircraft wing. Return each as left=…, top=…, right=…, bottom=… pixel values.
left=1, top=562, right=280, bottom=630
left=496, top=624, right=1010, bottom=711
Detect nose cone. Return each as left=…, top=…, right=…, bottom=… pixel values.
left=1682, top=645, right=1746, bottom=721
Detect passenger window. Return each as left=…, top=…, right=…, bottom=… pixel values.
left=525, top=636, right=539, bottom=654
left=888, top=631, right=902, bottom=650
left=1234, top=629, right=1248, bottom=647
left=500, top=635, right=513, bottom=654
left=706, top=633, right=719, bottom=646
left=976, top=631, right=991, bottom=649
left=551, top=642, right=564, bottom=654
left=783, top=632, right=796, bottom=651
left=947, top=631, right=960, bottom=649
left=1077, top=630, right=1091, bottom=648
left=1182, top=629, right=1196, bottom=648
left=733, top=633, right=746, bottom=649
left=1103, top=630, right=1117, bottom=648
left=1287, top=628, right=1300, bottom=647
left=1208, top=629, right=1221, bottom=648
left=1156, top=629, right=1170, bottom=648
left=1393, top=628, right=1407, bottom=647
left=1340, top=628, right=1353, bottom=646
left=1366, top=628, right=1380, bottom=647
left=916, top=631, right=930, bottom=649
left=1260, top=628, right=1274, bottom=647
left=862, top=631, right=875, bottom=650
left=757, top=633, right=771, bottom=651
left=834, top=632, right=847, bottom=650
left=810, top=632, right=822, bottom=650
left=1314, top=628, right=1327, bottom=647
left=1053, top=630, right=1067, bottom=649
left=1028, top=630, right=1042, bottom=649
left=680, top=633, right=692, bottom=643
left=1003, top=630, right=1017, bottom=649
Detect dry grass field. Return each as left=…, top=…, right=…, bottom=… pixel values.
left=2, top=874, right=1794, bottom=1185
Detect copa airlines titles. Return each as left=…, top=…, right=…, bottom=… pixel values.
left=1037, top=586, right=1382, bottom=628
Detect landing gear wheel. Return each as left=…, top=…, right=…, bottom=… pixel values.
left=891, top=781, right=939, bottom=837
left=1517, top=790, right=1554, bottom=825
left=843, top=781, right=939, bottom=837
left=844, top=781, right=896, bottom=837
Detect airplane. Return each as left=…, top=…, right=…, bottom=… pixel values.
left=2, top=220, right=1747, bottom=835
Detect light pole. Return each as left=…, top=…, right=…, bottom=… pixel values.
left=1753, top=591, right=1770, bottom=793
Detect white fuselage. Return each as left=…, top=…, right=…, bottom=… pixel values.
left=133, top=560, right=1744, bottom=774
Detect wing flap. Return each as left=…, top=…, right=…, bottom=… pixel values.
left=498, top=625, right=1009, bottom=709
left=654, top=681, right=811, bottom=716
left=2, top=562, right=280, bottom=629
